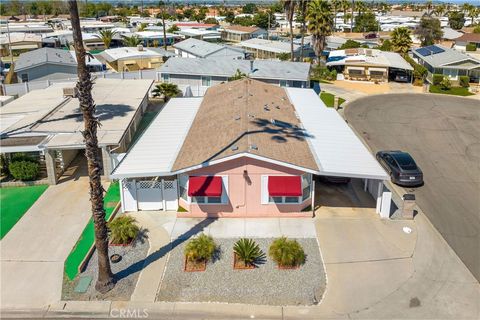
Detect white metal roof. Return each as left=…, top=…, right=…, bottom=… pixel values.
left=286, top=88, right=389, bottom=180
left=111, top=97, right=202, bottom=178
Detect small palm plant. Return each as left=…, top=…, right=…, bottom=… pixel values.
left=269, top=237, right=306, bottom=268
left=233, top=238, right=264, bottom=268
left=96, top=29, right=118, bottom=49
left=152, top=83, right=181, bottom=101
left=122, top=35, right=142, bottom=47
left=107, top=215, right=140, bottom=245
left=184, top=234, right=216, bottom=263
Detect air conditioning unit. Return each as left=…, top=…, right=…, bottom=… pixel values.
left=63, top=87, right=78, bottom=98
left=137, top=44, right=144, bottom=51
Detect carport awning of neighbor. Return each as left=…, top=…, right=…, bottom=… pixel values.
left=188, top=176, right=223, bottom=197
left=268, top=176, right=302, bottom=197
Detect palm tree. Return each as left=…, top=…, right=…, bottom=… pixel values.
left=332, top=0, right=340, bottom=31
left=96, top=29, right=117, bottom=49
left=391, top=27, right=413, bottom=55
left=152, top=83, right=180, bottom=101
left=467, top=7, right=479, bottom=25
left=122, top=35, right=142, bottom=47
left=158, top=1, right=168, bottom=50
left=306, top=0, right=334, bottom=59
left=283, top=0, right=296, bottom=62
left=298, top=0, right=307, bottom=61
left=67, top=0, right=115, bottom=294
left=350, top=0, right=355, bottom=32
left=356, top=0, right=367, bottom=16
left=433, top=4, right=446, bottom=17
left=341, top=0, right=349, bottom=24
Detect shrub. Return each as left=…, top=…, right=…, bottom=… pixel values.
left=233, top=238, right=264, bottom=267
left=459, top=76, right=470, bottom=88
left=12, top=153, right=37, bottom=163
left=184, top=233, right=216, bottom=262
left=151, top=83, right=181, bottom=101
left=403, top=54, right=427, bottom=81
left=440, top=76, right=451, bottom=90
left=8, top=161, right=39, bottom=181
left=465, top=43, right=477, bottom=52
left=107, top=215, right=140, bottom=245
left=269, top=237, right=306, bottom=267
left=432, top=74, right=444, bottom=85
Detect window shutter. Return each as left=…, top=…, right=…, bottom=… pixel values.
left=221, top=175, right=229, bottom=204
left=261, top=175, right=269, bottom=204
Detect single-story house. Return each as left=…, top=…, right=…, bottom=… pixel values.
left=132, top=31, right=182, bottom=47
left=0, top=79, right=153, bottom=185
left=176, top=28, right=222, bottom=41
left=238, top=38, right=302, bottom=60
left=453, top=33, right=480, bottom=52
left=15, top=47, right=103, bottom=82
left=173, top=38, right=246, bottom=59
left=221, top=25, right=267, bottom=43
left=0, top=32, right=42, bottom=57
left=0, top=22, right=53, bottom=34
left=100, top=46, right=175, bottom=72
left=326, top=48, right=414, bottom=82
left=159, top=57, right=311, bottom=96
left=111, top=79, right=390, bottom=218
left=413, top=45, right=480, bottom=82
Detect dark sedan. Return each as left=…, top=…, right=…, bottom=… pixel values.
left=376, top=151, right=423, bottom=187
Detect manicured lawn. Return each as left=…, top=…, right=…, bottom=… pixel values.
left=0, top=185, right=48, bottom=239
left=320, top=92, right=346, bottom=108
left=429, top=85, right=474, bottom=96
left=64, top=181, right=120, bottom=280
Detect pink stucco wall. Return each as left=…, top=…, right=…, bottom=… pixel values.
left=177, top=157, right=313, bottom=218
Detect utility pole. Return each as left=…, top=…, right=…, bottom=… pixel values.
left=6, top=20, right=14, bottom=67
left=267, top=12, right=270, bottom=40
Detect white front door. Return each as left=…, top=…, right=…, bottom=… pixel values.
left=163, top=179, right=178, bottom=211
left=136, top=180, right=163, bottom=211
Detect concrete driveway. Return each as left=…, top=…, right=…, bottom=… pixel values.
left=0, top=155, right=109, bottom=310
left=345, top=93, right=480, bottom=282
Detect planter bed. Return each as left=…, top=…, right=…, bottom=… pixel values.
left=233, top=253, right=256, bottom=270
left=157, top=238, right=326, bottom=306
left=62, top=236, right=149, bottom=301
left=184, top=257, right=207, bottom=272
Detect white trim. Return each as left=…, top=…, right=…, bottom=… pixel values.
left=261, top=175, right=269, bottom=205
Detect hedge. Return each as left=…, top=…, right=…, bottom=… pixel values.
left=459, top=76, right=470, bottom=88
left=432, top=74, right=444, bottom=85
left=8, top=161, right=39, bottom=181
left=466, top=43, right=477, bottom=52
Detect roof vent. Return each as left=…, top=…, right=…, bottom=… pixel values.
left=63, top=87, right=78, bottom=98
left=248, top=113, right=255, bottom=118
left=234, top=115, right=241, bottom=120
left=137, top=44, right=144, bottom=51
left=249, top=144, right=258, bottom=151
left=231, top=145, right=239, bottom=151
left=264, top=104, right=270, bottom=111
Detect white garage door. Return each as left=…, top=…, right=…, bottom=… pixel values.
left=136, top=180, right=163, bottom=211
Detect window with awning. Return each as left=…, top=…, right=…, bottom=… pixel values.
left=268, top=176, right=302, bottom=197
left=188, top=176, right=223, bottom=197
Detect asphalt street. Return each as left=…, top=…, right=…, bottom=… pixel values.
left=345, top=93, right=480, bottom=281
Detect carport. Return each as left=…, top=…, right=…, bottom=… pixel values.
left=286, top=88, right=392, bottom=217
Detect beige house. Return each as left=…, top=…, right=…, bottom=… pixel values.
left=0, top=32, right=42, bottom=57
left=221, top=25, right=267, bottom=43
left=99, top=46, right=175, bottom=72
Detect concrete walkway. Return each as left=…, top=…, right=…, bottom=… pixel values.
left=130, top=212, right=170, bottom=302
left=0, top=159, right=109, bottom=310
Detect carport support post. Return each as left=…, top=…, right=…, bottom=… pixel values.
left=101, top=147, right=112, bottom=181
left=45, top=149, right=58, bottom=185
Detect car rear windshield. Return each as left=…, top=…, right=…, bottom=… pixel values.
left=394, top=153, right=417, bottom=170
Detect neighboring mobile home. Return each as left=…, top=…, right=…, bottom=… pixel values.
left=111, top=79, right=391, bottom=218
left=173, top=38, right=246, bottom=59
left=100, top=46, right=175, bottom=72
left=221, top=25, right=267, bottom=43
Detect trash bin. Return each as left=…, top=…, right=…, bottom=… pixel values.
left=402, top=194, right=415, bottom=219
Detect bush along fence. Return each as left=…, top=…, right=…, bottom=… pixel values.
left=64, top=181, right=121, bottom=280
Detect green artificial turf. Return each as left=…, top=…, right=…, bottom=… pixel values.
left=320, top=92, right=346, bottom=108
left=429, top=85, right=474, bottom=96
left=64, top=181, right=120, bottom=280
left=0, top=185, right=48, bottom=239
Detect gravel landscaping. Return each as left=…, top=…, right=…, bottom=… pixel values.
left=157, top=238, right=326, bottom=306
left=62, top=235, right=149, bottom=301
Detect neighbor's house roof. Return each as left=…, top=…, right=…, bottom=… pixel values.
left=173, top=38, right=243, bottom=58
left=176, top=28, right=221, bottom=39
left=0, top=79, right=153, bottom=152
left=100, top=47, right=174, bottom=63
left=160, top=57, right=311, bottom=82
left=112, top=79, right=388, bottom=181
left=133, top=31, right=181, bottom=40
left=286, top=88, right=389, bottom=180
left=238, top=38, right=300, bottom=54
left=327, top=48, right=413, bottom=71
left=0, top=32, right=42, bottom=46
left=223, top=25, right=263, bottom=34
left=15, top=47, right=102, bottom=71
left=414, top=45, right=480, bottom=69
left=442, top=27, right=463, bottom=40
left=454, top=33, right=480, bottom=44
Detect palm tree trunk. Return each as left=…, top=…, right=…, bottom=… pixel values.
left=300, top=0, right=306, bottom=61
left=162, top=10, right=167, bottom=50
left=351, top=0, right=355, bottom=32
left=67, top=0, right=115, bottom=294
left=289, top=20, right=294, bottom=61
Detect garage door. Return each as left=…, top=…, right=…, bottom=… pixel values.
left=136, top=180, right=163, bottom=211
